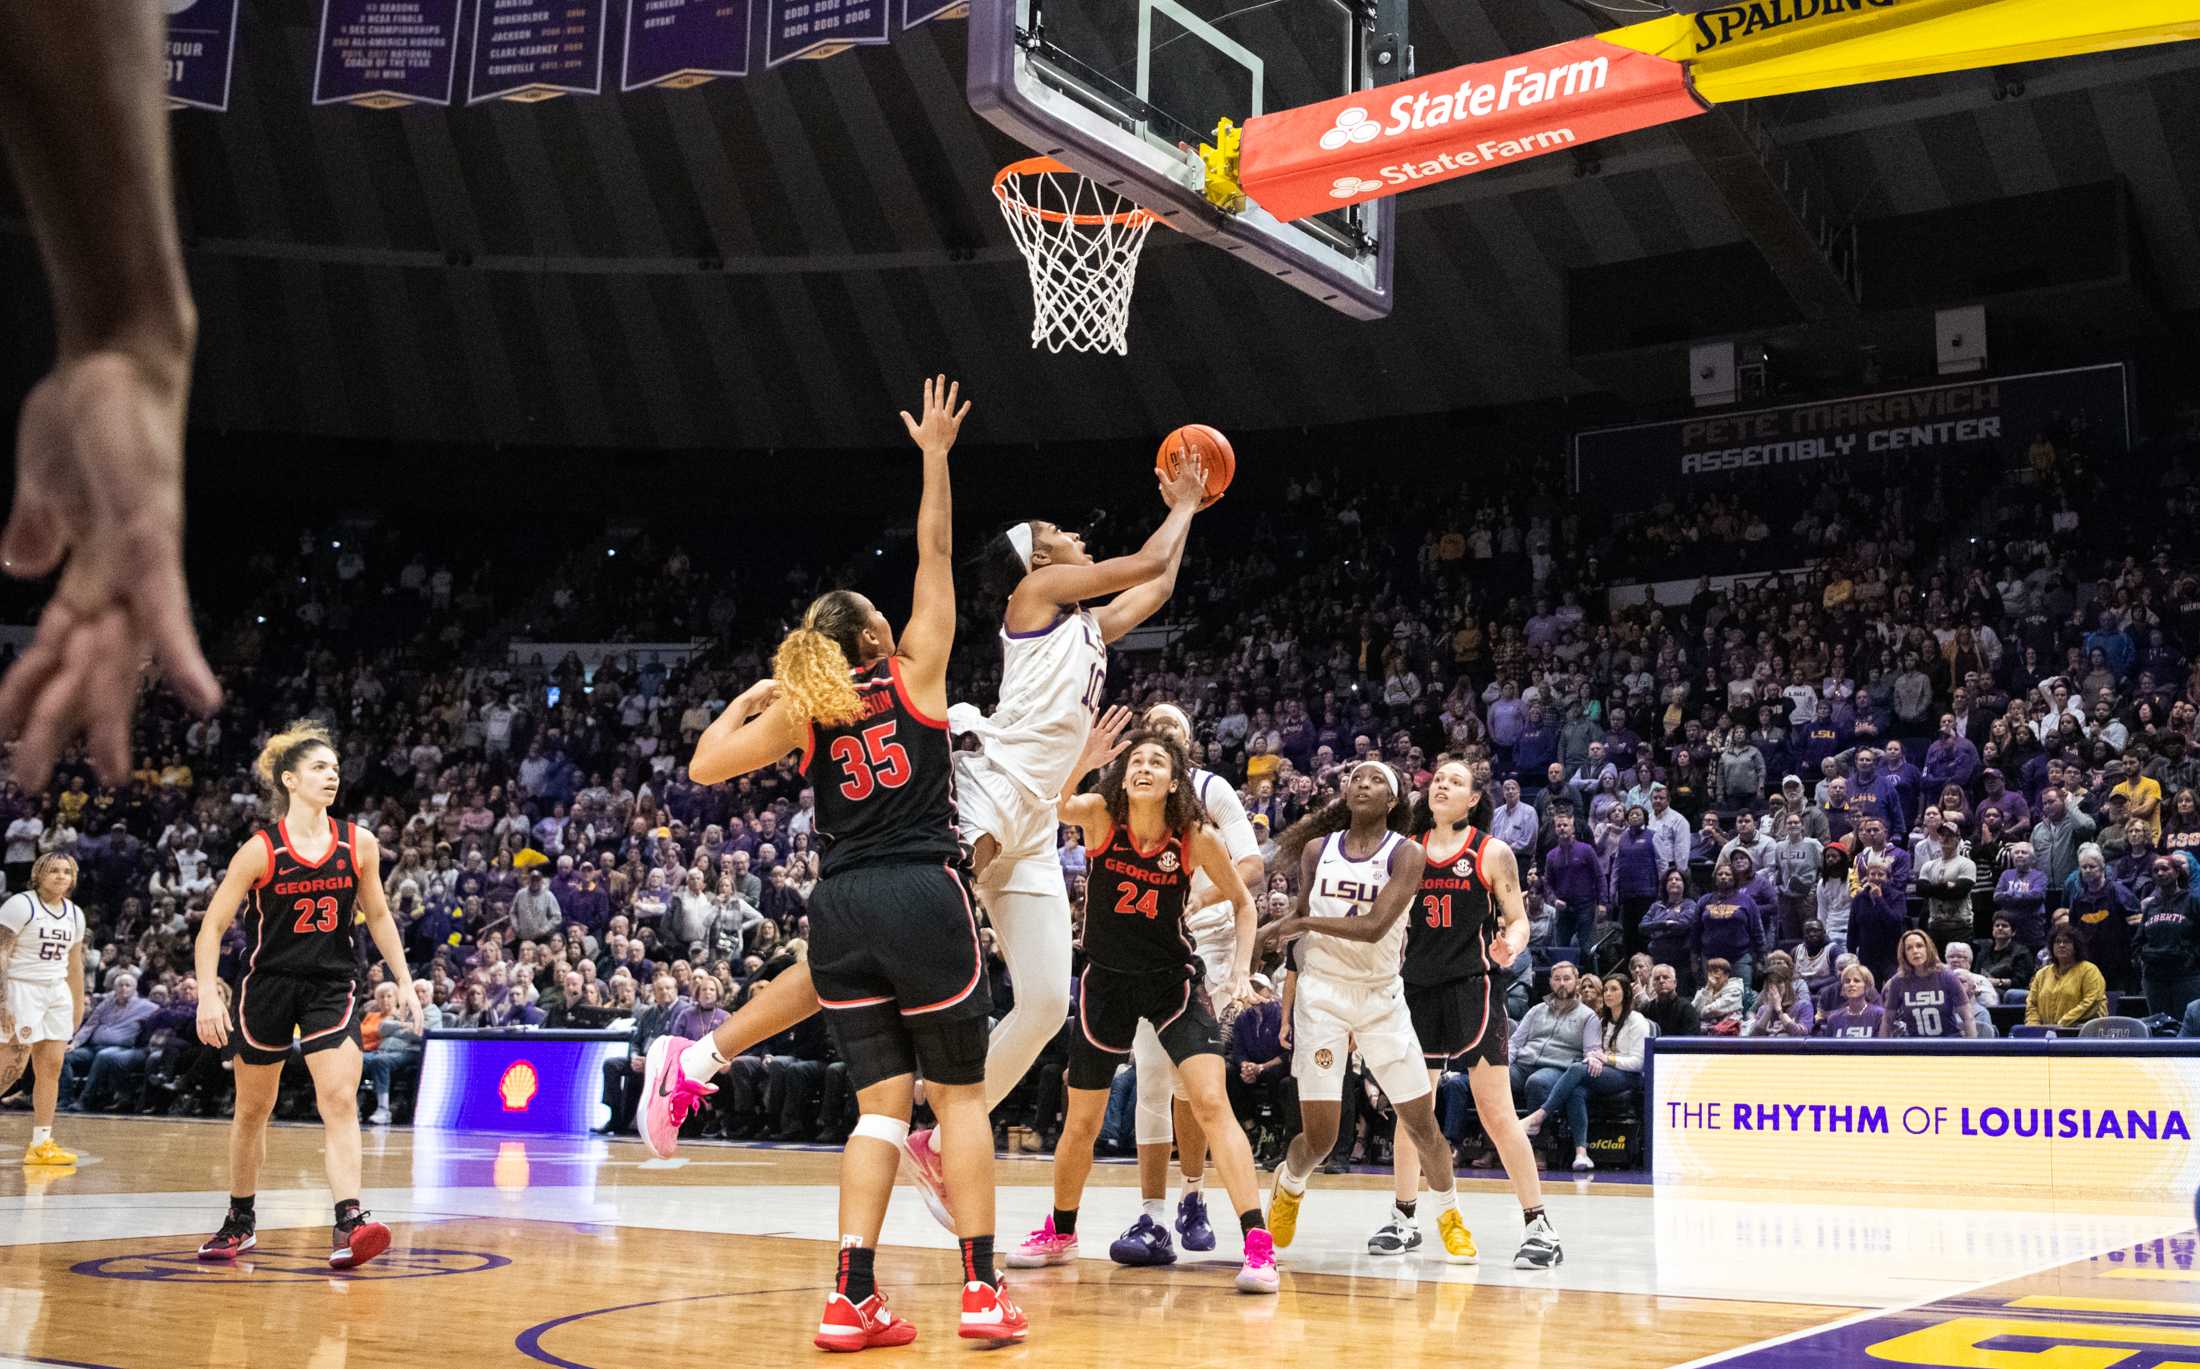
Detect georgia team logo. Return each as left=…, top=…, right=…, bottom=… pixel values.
left=1314, top=1049, right=1334, bottom=1070
left=1157, top=850, right=1180, bottom=873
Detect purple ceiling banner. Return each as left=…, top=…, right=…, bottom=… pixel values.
left=763, top=0, right=889, bottom=67
left=901, top=0, right=967, bottom=27
left=468, top=0, right=609, bottom=104
left=166, top=0, right=241, bottom=112
left=622, top=0, right=752, bottom=91
left=314, top=0, right=464, bottom=108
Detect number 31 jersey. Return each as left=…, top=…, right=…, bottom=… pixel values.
left=802, top=657, right=961, bottom=878
left=246, top=819, right=365, bottom=980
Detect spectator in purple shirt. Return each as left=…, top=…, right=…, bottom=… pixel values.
left=1922, top=714, right=1982, bottom=796
left=666, top=972, right=730, bottom=1044
left=1847, top=749, right=1907, bottom=837
left=1610, top=806, right=1662, bottom=953
left=1847, top=851, right=1907, bottom=987
left=1880, top=931, right=1974, bottom=1038
left=1640, top=870, right=1699, bottom=996
left=1541, top=810, right=1605, bottom=950
left=1979, top=768, right=2028, bottom=833
left=1694, top=863, right=1764, bottom=988
left=1995, top=842, right=2050, bottom=947
left=1815, top=964, right=1886, bottom=1038
left=58, top=973, right=157, bottom=1109
left=1513, top=704, right=1559, bottom=787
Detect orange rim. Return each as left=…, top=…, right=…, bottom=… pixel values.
left=993, top=156, right=1162, bottom=229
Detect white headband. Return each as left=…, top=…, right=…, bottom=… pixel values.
left=1005, top=523, right=1035, bottom=571
left=1352, top=761, right=1398, bottom=799
left=1147, top=703, right=1191, bottom=736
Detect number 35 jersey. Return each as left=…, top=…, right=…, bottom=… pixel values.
left=246, top=819, right=365, bottom=980
left=802, top=657, right=961, bottom=878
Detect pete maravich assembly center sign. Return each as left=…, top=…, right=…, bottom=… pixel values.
left=1571, top=362, right=2129, bottom=498
left=1650, top=1040, right=2200, bottom=1200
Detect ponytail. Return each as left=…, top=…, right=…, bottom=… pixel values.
left=254, top=720, right=336, bottom=819
left=773, top=590, right=870, bottom=729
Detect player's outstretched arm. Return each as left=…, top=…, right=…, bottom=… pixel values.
left=895, top=375, right=969, bottom=707
left=0, top=0, right=218, bottom=787
left=193, top=839, right=270, bottom=1048
left=1021, top=456, right=1207, bottom=619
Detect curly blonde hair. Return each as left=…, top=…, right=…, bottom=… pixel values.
left=772, top=591, right=871, bottom=728
left=254, top=720, right=336, bottom=818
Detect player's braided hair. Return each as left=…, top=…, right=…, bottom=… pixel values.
left=773, top=590, right=869, bottom=729
left=1273, top=761, right=1413, bottom=871
left=1093, top=729, right=1207, bottom=836
left=253, top=720, right=336, bottom=819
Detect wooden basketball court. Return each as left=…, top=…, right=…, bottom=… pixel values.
left=5, top=1116, right=2194, bottom=1368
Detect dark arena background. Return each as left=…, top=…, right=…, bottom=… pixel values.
left=2, top=2, right=2199, bottom=1367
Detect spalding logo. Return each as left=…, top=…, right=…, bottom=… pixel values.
left=1314, top=1048, right=1334, bottom=1070
left=498, top=1060, right=539, bottom=1112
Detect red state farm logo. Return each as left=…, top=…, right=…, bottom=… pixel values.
left=498, top=1061, right=539, bottom=1112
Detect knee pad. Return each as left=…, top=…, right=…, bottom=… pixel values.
left=851, top=1113, right=910, bottom=1148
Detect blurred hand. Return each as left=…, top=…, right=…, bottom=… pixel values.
left=1278, top=1015, right=1292, bottom=1052
left=195, top=994, right=228, bottom=1049
left=0, top=352, right=220, bottom=786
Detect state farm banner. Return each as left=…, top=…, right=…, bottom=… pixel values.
left=1570, top=363, right=2130, bottom=501
left=1238, top=36, right=1704, bottom=223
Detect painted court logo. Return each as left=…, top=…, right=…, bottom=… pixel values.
left=75, top=1248, right=510, bottom=1283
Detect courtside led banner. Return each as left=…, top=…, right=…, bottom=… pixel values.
left=1652, top=1040, right=2200, bottom=1200
left=1237, top=36, right=1705, bottom=224
left=1606, top=0, right=2200, bottom=103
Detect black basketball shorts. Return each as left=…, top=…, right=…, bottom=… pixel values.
left=231, top=971, right=363, bottom=1067
left=1407, top=975, right=1509, bottom=1069
left=1067, top=965, right=1223, bottom=1091
left=808, top=862, right=992, bottom=1092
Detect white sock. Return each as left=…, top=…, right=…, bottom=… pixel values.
left=1143, top=1198, right=1168, bottom=1223
left=1431, top=1186, right=1459, bottom=1213
left=31, top=1127, right=52, bottom=1147
left=1277, top=1159, right=1308, bottom=1196
left=1179, top=1171, right=1203, bottom=1195
left=681, top=1038, right=730, bottom=1084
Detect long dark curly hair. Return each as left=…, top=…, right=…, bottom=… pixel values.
left=1093, top=729, right=1207, bottom=837
left=1274, top=760, right=1413, bottom=870
left=1409, top=758, right=1494, bottom=838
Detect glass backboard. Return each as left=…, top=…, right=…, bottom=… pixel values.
left=969, top=0, right=1404, bottom=319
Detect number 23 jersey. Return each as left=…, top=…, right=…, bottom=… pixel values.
left=803, top=657, right=961, bottom=878
left=245, top=818, right=365, bottom=980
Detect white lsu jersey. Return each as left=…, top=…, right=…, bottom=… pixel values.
left=0, top=891, right=85, bottom=984
left=1183, top=769, right=1260, bottom=955
left=948, top=606, right=1107, bottom=802
left=1297, top=830, right=1409, bottom=987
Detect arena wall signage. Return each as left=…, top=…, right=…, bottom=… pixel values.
left=1236, top=37, right=1706, bottom=224
left=467, top=0, right=608, bottom=103
left=165, top=0, right=241, bottom=113
left=1650, top=1039, right=2200, bottom=1200
left=1569, top=362, right=2128, bottom=499
left=622, top=0, right=752, bottom=90
left=315, top=0, right=465, bottom=108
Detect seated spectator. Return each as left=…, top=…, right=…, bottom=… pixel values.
left=1977, top=915, right=2034, bottom=1001
left=598, top=973, right=679, bottom=1135
left=1882, top=930, right=1972, bottom=1038
left=360, top=981, right=428, bottom=1125
left=1942, top=942, right=1998, bottom=1037
left=59, top=973, right=156, bottom=1110
left=1508, top=962, right=1591, bottom=1119
left=1791, top=919, right=1840, bottom=1000
left=1815, top=964, right=1885, bottom=1037
left=1691, top=957, right=1744, bottom=1034
left=1520, top=974, right=1648, bottom=1172
left=1225, top=976, right=1289, bottom=1162
left=1639, top=963, right=1699, bottom=1037
left=1743, top=950, right=1814, bottom=1037
left=2025, top=926, right=2107, bottom=1028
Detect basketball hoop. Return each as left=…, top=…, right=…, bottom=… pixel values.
left=992, top=156, right=1160, bottom=356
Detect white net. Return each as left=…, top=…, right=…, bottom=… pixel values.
left=993, top=160, right=1159, bottom=356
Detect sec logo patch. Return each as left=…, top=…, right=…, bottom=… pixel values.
left=1314, top=1048, right=1334, bottom=1070
left=1157, top=850, right=1180, bottom=873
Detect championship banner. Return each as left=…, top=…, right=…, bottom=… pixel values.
left=468, top=0, right=608, bottom=104
left=1651, top=1040, right=2200, bottom=1201
left=1605, top=0, right=2200, bottom=104
left=314, top=0, right=463, bottom=109
left=1570, top=362, right=2128, bottom=499
left=902, top=0, right=968, bottom=25
left=1237, top=37, right=1705, bottom=224
left=166, top=0, right=241, bottom=113
left=763, top=0, right=890, bottom=67
left=622, top=0, right=751, bottom=91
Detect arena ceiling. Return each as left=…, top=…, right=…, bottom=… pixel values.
left=5, top=0, right=2197, bottom=450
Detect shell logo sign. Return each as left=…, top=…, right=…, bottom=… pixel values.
left=498, top=1060, right=540, bottom=1112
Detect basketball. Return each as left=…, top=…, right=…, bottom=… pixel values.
left=1156, top=424, right=1236, bottom=510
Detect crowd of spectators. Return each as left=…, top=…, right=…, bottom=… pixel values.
left=11, top=394, right=2200, bottom=1170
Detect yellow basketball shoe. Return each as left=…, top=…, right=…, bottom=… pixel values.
left=1267, top=1181, right=1304, bottom=1250
left=23, top=1138, right=77, bottom=1166
left=1437, top=1207, right=1479, bottom=1265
